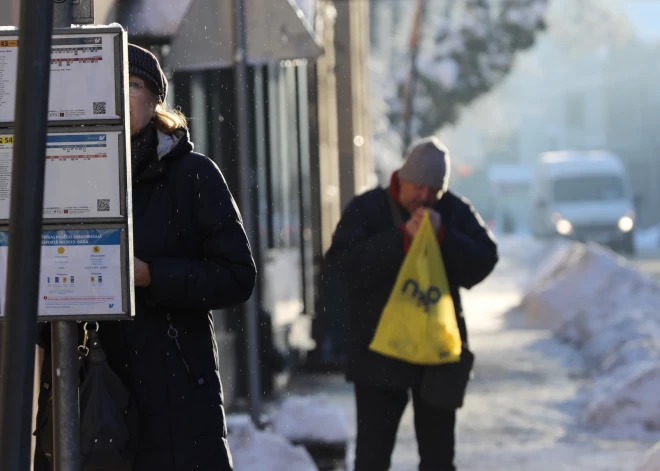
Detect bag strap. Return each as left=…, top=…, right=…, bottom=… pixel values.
left=166, top=313, right=206, bottom=387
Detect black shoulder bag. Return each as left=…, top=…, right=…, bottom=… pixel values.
left=35, top=323, right=139, bottom=470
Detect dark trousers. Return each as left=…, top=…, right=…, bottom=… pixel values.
left=354, top=383, right=456, bottom=471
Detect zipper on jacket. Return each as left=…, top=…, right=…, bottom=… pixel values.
left=166, top=314, right=206, bottom=387
left=166, top=313, right=193, bottom=378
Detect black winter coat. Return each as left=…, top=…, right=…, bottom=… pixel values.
left=325, top=185, right=497, bottom=391
left=35, top=130, right=255, bottom=471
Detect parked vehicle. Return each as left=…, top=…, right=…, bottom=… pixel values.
left=531, top=150, right=636, bottom=254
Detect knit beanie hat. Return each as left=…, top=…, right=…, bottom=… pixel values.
left=398, top=136, right=451, bottom=192
left=128, top=44, right=168, bottom=104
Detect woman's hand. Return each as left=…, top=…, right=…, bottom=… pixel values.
left=134, top=257, right=152, bottom=287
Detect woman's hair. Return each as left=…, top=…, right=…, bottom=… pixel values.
left=153, top=101, right=189, bottom=134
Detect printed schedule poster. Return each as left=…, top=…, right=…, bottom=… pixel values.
left=0, top=229, right=125, bottom=318
left=0, top=131, right=122, bottom=220
left=0, top=33, right=120, bottom=122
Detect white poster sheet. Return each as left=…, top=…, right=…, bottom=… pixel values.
left=0, top=131, right=123, bottom=220
left=0, top=33, right=120, bottom=122
left=0, top=228, right=126, bottom=318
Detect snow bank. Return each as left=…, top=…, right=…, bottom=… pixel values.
left=270, top=395, right=350, bottom=444
left=519, top=243, right=624, bottom=330
left=636, top=442, right=660, bottom=471
left=582, top=361, right=660, bottom=437
left=518, top=240, right=660, bottom=438
left=227, top=414, right=319, bottom=471
left=516, top=238, right=574, bottom=291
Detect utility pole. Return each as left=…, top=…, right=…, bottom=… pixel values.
left=232, top=0, right=262, bottom=427
left=0, top=0, right=55, bottom=470
left=401, top=0, right=426, bottom=155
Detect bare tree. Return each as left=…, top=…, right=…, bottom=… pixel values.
left=390, top=0, right=549, bottom=143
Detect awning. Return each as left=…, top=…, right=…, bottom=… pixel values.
left=106, top=0, right=324, bottom=71
left=98, top=0, right=195, bottom=43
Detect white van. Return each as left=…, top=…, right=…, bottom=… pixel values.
left=530, top=150, right=636, bottom=254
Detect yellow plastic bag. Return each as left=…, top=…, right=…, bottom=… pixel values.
left=369, top=212, right=462, bottom=365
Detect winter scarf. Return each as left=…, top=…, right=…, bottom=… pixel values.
left=131, top=122, right=157, bottom=181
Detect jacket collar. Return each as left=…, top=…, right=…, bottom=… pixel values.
left=135, top=129, right=194, bottom=181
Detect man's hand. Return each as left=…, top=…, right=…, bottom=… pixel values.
left=134, top=257, right=152, bottom=287
left=405, top=216, right=421, bottom=238
left=413, top=208, right=442, bottom=234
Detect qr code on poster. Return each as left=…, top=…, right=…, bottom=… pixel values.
left=97, top=199, right=110, bottom=212
left=93, top=102, right=106, bottom=115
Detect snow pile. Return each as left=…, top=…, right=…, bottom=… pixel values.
left=270, top=395, right=350, bottom=444
left=636, top=442, right=660, bottom=471
left=583, top=362, right=660, bottom=437
left=227, top=414, right=319, bottom=471
left=523, top=240, right=577, bottom=288
left=519, top=242, right=623, bottom=330
left=519, top=241, right=660, bottom=436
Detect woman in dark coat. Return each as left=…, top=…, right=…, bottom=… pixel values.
left=35, top=44, right=255, bottom=471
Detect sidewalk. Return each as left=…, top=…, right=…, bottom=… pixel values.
left=273, top=253, right=654, bottom=471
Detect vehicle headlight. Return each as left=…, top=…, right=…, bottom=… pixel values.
left=618, top=216, right=634, bottom=233
left=555, top=218, right=573, bottom=236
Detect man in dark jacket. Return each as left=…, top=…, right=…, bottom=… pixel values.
left=325, top=137, right=498, bottom=471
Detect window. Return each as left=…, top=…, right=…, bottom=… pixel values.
left=553, top=175, right=625, bottom=202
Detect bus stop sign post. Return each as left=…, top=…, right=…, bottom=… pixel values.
left=0, top=0, right=55, bottom=470
left=51, top=4, right=88, bottom=471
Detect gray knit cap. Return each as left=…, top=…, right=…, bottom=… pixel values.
left=398, top=137, right=451, bottom=191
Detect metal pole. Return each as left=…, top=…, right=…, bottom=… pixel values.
left=232, top=0, right=262, bottom=426
left=0, top=0, right=55, bottom=470
left=53, top=0, right=73, bottom=29
left=51, top=3, right=81, bottom=471
left=51, top=322, right=80, bottom=471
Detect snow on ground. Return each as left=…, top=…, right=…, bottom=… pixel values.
left=516, top=238, right=660, bottom=441
left=252, top=235, right=656, bottom=470
left=270, top=394, right=350, bottom=444
left=227, top=414, right=319, bottom=471
left=456, top=247, right=654, bottom=470
left=508, top=235, right=660, bottom=469
left=637, top=442, right=660, bottom=471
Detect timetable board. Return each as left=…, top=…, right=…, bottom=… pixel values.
left=0, top=26, right=134, bottom=321
left=0, top=128, right=127, bottom=221
left=0, top=29, right=126, bottom=125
